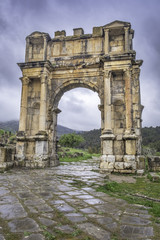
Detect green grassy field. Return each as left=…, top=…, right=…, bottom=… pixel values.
left=58, top=147, right=100, bottom=162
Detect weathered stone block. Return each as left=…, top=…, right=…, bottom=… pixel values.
left=115, top=155, right=124, bottom=162
left=102, top=140, right=113, bottom=155
left=16, top=142, right=26, bottom=160
left=73, top=28, right=84, bottom=36
left=115, top=162, right=124, bottom=170
left=92, top=27, right=103, bottom=36
left=148, top=156, right=160, bottom=171
left=111, top=46, right=123, bottom=52
left=100, top=155, right=115, bottom=170
left=55, top=30, right=66, bottom=37
left=125, top=140, right=136, bottom=155
left=124, top=155, right=135, bottom=162
left=137, top=156, right=145, bottom=169
left=124, top=161, right=136, bottom=170
left=114, top=140, right=124, bottom=155
left=35, top=141, right=48, bottom=156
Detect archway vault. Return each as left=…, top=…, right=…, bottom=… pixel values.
left=16, top=20, right=144, bottom=173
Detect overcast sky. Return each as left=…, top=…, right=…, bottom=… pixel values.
left=0, top=0, right=160, bottom=130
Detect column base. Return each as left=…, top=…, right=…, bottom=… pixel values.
left=100, top=154, right=145, bottom=173
left=100, top=155, right=115, bottom=172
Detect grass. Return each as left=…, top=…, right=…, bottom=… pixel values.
left=96, top=177, right=160, bottom=218
left=58, top=147, right=100, bottom=162
left=70, top=179, right=88, bottom=188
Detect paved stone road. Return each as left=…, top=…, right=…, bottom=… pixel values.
left=0, top=158, right=156, bottom=239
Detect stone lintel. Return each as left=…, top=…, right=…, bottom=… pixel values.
left=17, top=61, right=53, bottom=71
left=101, top=52, right=136, bottom=62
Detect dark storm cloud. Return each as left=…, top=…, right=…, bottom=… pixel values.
left=0, top=0, right=160, bottom=128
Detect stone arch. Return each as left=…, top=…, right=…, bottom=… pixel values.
left=52, top=79, right=101, bottom=109
left=47, top=79, right=101, bottom=166
left=16, top=21, right=144, bottom=173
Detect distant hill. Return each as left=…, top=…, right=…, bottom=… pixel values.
left=57, top=125, right=82, bottom=137
left=79, top=129, right=101, bottom=149
left=0, top=120, right=81, bottom=136
left=0, top=120, right=19, bottom=133
left=1, top=120, right=160, bottom=152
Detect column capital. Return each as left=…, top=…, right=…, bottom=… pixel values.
left=43, top=35, right=48, bottom=41
left=104, top=70, right=112, bottom=79
left=104, top=28, right=110, bottom=33
left=20, top=76, right=30, bottom=85
left=40, top=73, right=48, bottom=83
left=124, top=26, right=130, bottom=32
left=123, top=68, right=132, bottom=78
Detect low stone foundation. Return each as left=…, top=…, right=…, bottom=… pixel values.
left=148, top=156, right=160, bottom=171
left=100, top=155, right=145, bottom=173
left=0, top=146, right=15, bottom=171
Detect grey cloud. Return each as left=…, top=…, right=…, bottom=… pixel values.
left=0, top=0, right=160, bottom=129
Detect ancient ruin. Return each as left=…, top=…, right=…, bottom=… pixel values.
left=16, top=20, right=144, bottom=172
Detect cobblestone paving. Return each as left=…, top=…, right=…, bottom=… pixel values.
left=0, top=159, right=156, bottom=239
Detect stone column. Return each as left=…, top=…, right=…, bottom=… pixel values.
left=124, top=27, right=129, bottom=52
left=104, top=28, right=110, bottom=54
left=103, top=71, right=112, bottom=133
left=19, top=77, right=30, bottom=132
left=25, top=37, right=30, bottom=62
left=50, top=108, right=61, bottom=167
left=43, top=36, right=47, bottom=61
left=124, top=69, right=132, bottom=132
left=100, top=70, right=115, bottom=168
left=98, top=104, right=104, bottom=131
left=39, top=74, right=47, bottom=133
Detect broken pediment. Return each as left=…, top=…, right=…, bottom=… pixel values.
left=103, top=20, right=131, bottom=29
left=27, top=31, right=51, bottom=40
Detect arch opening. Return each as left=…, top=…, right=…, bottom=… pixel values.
left=50, top=85, right=102, bottom=164
left=58, top=87, right=101, bottom=131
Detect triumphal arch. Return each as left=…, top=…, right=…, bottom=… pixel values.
left=16, top=20, right=144, bottom=172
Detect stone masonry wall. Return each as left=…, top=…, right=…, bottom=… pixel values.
left=148, top=156, right=160, bottom=171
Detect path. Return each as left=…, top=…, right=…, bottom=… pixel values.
left=0, top=158, right=155, bottom=239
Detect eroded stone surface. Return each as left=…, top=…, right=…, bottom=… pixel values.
left=16, top=20, right=143, bottom=173
left=0, top=203, right=27, bottom=220
left=78, top=222, right=111, bottom=240
left=22, top=233, right=45, bottom=240
left=0, top=159, right=156, bottom=239
left=120, top=225, right=154, bottom=238
left=8, top=218, right=40, bottom=232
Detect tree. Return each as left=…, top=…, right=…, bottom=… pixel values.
left=59, top=133, right=85, bottom=148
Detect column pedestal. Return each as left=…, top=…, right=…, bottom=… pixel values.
left=100, top=133, right=115, bottom=171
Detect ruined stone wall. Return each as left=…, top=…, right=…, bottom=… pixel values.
left=0, top=146, right=15, bottom=170
left=148, top=156, right=160, bottom=171
left=16, top=21, right=144, bottom=172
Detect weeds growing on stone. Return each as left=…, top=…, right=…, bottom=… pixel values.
left=96, top=177, right=160, bottom=218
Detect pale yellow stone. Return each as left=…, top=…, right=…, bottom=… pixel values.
left=16, top=21, right=143, bottom=171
